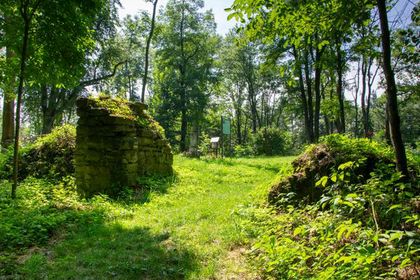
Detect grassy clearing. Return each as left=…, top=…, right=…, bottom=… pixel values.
left=1, top=155, right=294, bottom=279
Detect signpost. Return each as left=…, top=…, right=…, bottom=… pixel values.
left=221, top=116, right=231, bottom=158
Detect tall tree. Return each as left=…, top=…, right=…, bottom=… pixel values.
left=141, top=0, right=158, bottom=103
left=152, top=0, right=218, bottom=151
left=0, top=3, right=20, bottom=149
left=377, top=0, right=408, bottom=177
left=12, top=0, right=40, bottom=198
left=8, top=0, right=109, bottom=198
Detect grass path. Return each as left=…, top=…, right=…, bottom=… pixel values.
left=21, top=156, right=294, bottom=279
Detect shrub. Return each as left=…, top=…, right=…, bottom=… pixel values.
left=0, top=124, right=76, bottom=181
left=236, top=134, right=420, bottom=279
left=233, top=144, right=255, bottom=157
left=253, top=127, right=291, bottom=156
left=268, top=134, right=403, bottom=204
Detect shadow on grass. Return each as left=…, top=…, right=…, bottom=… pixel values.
left=0, top=174, right=186, bottom=278
left=115, top=173, right=179, bottom=206
left=20, top=221, right=197, bottom=280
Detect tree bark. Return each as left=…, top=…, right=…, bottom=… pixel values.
left=314, top=47, right=323, bottom=141
left=361, top=56, right=368, bottom=136
left=304, top=49, right=314, bottom=141
left=377, top=0, right=408, bottom=177
left=1, top=43, right=16, bottom=149
left=12, top=0, right=34, bottom=199
left=179, top=0, right=188, bottom=152
left=235, top=83, right=243, bottom=145
left=248, top=81, right=258, bottom=134
left=335, top=39, right=345, bottom=133
left=353, top=60, right=360, bottom=137
left=141, top=0, right=158, bottom=103
left=293, top=47, right=313, bottom=143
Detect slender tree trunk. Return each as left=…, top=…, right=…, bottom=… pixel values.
left=2, top=95, right=15, bottom=149
left=235, top=84, right=242, bottom=145
left=366, top=58, right=378, bottom=138
left=361, top=56, right=368, bottom=137
left=248, top=83, right=258, bottom=134
left=293, top=47, right=313, bottom=143
left=12, top=2, right=32, bottom=199
left=2, top=49, right=16, bottom=150
left=353, top=61, right=360, bottom=137
left=314, top=47, right=323, bottom=141
left=180, top=104, right=188, bottom=152
left=385, top=107, right=392, bottom=145
left=335, top=39, right=345, bottom=133
left=304, top=50, right=314, bottom=139
left=141, top=0, right=158, bottom=103
left=377, top=0, right=408, bottom=177
left=179, top=0, right=188, bottom=152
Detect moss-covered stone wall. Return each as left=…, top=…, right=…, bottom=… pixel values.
left=75, top=97, right=173, bottom=196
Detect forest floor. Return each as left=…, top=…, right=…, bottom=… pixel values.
left=16, top=156, right=294, bottom=279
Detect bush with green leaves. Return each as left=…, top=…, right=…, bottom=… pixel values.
left=233, top=144, right=255, bottom=157
left=253, top=127, right=292, bottom=156
left=269, top=134, right=418, bottom=204
left=0, top=124, right=76, bottom=181
left=234, top=134, right=420, bottom=279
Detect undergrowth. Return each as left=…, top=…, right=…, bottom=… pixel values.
left=0, top=156, right=291, bottom=279
left=233, top=135, right=420, bottom=279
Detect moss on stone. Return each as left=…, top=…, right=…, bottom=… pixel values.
left=87, top=95, right=135, bottom=120
left=75, top=97, right=173, bottom=197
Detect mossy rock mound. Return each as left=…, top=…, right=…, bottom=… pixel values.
left=268, top=134, right=397, bottom=205
left=0, top=125, right=76, bottom=180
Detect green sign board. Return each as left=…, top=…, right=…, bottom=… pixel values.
left=222, top=117, right=231, bottom=135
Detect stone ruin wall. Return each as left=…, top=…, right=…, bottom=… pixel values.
left=75, top=98, right=173, bottom=196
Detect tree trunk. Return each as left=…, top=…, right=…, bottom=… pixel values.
left=179, top=1, right=188, bottom=152
left=1, top=49, right=16, bottom=150
left=361, top=56, right=368, bottom=137
left=293, top=47, right=314, bottom=143
left=377, top=0, right=408, bottom=177
left=180, top=99, right=188, bottom=152
left=366, top=58, right=377, bottom=138
left=141, top=0, right=158, bottom=103
left=2, top=96, right=15, bottom=149
left=304, top=50, right=314, bottom=141
left=248, top=85, right=258, bottom=134
left=235, top=84, right=242, bottom=145
left=353, top=61, right=361, bottom=137
left=314, top=47, right=323, bottom=141
left=12, top=1, right=32, bottom=199
left=335, top=39, right=345, bottom=133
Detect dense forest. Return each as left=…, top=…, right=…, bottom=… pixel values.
left=0, top=0, right=419, bottom=279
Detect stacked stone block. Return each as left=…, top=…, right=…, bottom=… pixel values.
left=75, top=98, right=173, bottom=196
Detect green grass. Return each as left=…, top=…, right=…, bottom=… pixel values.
left=3, top=155, right=294, bottom=279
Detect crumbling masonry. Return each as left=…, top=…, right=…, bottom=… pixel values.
left=75, top=97, right=173, bottom=196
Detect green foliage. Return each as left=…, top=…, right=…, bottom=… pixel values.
left=253, top=127, right=292, bottom=156
left=234, top=203, right=419, bottom=279
left=150, top=0, right=219, bottom=150
left=233, top=144, right=255, bottom=157
left=0, top=177, right=103, bottom=275
left=234, top=135, right=420, bottom=279
left=3, top=156, right=293, bottom=279
left=0, top=124, right=76, bottom=181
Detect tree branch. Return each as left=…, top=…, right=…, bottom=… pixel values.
left=78, top=61, right=126, bottom=88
